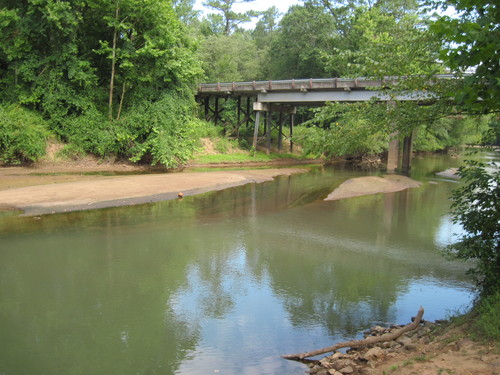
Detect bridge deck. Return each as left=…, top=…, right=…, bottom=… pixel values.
left=197, top=75, right=456, bottom=95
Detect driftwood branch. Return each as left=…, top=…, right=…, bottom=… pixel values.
left=282, top=306, right=424, bottom=361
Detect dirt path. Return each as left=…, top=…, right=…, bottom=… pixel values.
left=0, top=166, right=307, bottom=216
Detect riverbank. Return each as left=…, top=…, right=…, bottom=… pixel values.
left=0, top=164, right=308, bottom=216
left=304, top=315, right=500, bottom=375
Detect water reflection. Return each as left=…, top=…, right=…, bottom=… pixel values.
left=0, top=154, right=490, bottom=374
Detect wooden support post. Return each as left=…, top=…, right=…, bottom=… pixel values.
left=214, top=97, right=219, bottom=127
left=204, top=96, right=210, bottom=121
left=278, top=112, right=284, bottom=150
left=290, top=114, right=294, bottom=152
left=266, top=111, right=272, bottom=154
left=246, top=97, right=251, bottom=128
left=236, top=96, right=241, bottom=138
left=252, top=111, right=260, bottom=149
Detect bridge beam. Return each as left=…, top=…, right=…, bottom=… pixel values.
left=257, top=90, right=434, bottom=103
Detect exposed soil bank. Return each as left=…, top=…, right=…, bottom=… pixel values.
left=305, top=319, right=499, bottom=375
left=0, top=167, right=307, bottom=216
left=324, top=175, right=422, bottom=201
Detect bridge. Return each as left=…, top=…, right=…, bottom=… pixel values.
left=196, top=75, right=454, bottom=172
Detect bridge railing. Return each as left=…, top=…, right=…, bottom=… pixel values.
left=197, top=74, right=460, bottom=94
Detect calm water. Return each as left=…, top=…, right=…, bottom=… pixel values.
left=1, top=151, right=497, bottom=375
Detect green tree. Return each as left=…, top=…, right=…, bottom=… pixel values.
left=0, top=0, right=98, bottom=119
left=269, top=4, right=336, bottom=79
left=202, top=0, right=258, bottom=35
left=294, top=102, right=389, bottom=159
left=429, top=0, right=500, bottom=113
left=200, top=32, right=262, bottom=82
left=0, top=0, right=205, bottom=168
left=173, top=0, right=201, bottom=25
left=326, top=6, right=441, bottom=78
left=447, top=160, right=500, bottom=296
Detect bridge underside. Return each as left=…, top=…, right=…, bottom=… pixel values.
left=196, top=77, right=442, bottom=173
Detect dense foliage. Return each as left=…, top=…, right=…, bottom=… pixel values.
left=447, top=160, right=500, bottom=296
left=0, top=0, right=204, bottom=167
left=429, top=0, right=499, bottom=113
left=0, top=104, right=49, bottom=164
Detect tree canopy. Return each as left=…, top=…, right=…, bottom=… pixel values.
left=0, top=0, right=497, bottom=166
left=429, top=0, right=499, bottom=113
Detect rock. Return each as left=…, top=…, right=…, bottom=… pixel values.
left=310, top=365, right=323, bottom=373
left=328, top=370, right=343, bottom=375
left=331, top=352, right=344, bottom=360
left=371, top=325, right=386, bottom=333
left=489, top=358, right=500, bottom=368
left=320, top=358, right=332, bottom=367
left=362, top=347, right=386, bottom=361
left=319, top=357, right=334, bottom=369
left=338, top=366, right=354, bottom=374
left=403, top=343, right=418, bottom=351
left=396, top=335, right=412, bottom=346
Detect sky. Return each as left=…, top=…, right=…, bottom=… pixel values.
left=193, top=0, right=302, bottom=18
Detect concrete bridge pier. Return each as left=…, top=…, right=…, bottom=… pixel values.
left=387, top=136, right=400, bottom=173
left=387, top=131, right=415, bottom=174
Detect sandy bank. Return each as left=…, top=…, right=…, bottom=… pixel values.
left=325, top=175, right=422, bottom=201
left=0, top=168, right=307, bottom=216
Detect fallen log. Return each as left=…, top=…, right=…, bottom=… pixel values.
left=282, top=306, right=424, bottom=361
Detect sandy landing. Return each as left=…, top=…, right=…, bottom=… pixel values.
left=324, top=174, right=422, bottom=201
left=0, top=168, right=307, bottom=216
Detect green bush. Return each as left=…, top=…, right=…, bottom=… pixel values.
left=122, top=90, right=206, bottom=168
left=414, top=116, right=490, bottom=152
left=481, top=118, right=500, bottom=146
left=294, top=102, right=389, bottom=159
left=0, top=104, right=50, bottom=164
left=472, top=292, right=500, bottom=341
left=60, top=109, right=121, bottom=157
left=446, top=159, right=500, bottom=296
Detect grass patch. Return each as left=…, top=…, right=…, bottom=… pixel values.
left=470, top=292, right=500, bottom=342
left=191, top=151, right=307, bottom=164
left=387, top=364, right=400, bottom=373
left=435, top=292, right=500, bottom=346
left=413, top=355, right=431, bottom=362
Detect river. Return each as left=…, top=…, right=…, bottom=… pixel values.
left=1, top=150, right=497, bottom=375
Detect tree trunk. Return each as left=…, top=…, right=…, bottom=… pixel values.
left=108, top=4, right=119, bottom=120
left=117, top=81, right=126, bottom=121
